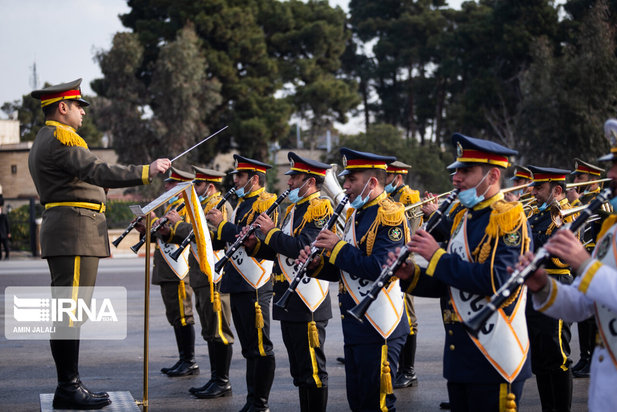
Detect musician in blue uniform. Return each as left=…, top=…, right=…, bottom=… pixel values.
left=504, top=165, right=534, bottom=204
left=243, top=152, right=334, bottom=411
left=526, top=166, right=576, bottom=412
left=567, top=159, right=609, bottom=379
left=299, top=148, right=410, bottom=412
left=206, top=155, right=278, bottom=412
left=391, top=134, right=533, bottom=411
left=386, top=161, right=421, bottom=389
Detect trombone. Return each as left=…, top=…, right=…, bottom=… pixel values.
left=405, top=190, right=454, bottom=219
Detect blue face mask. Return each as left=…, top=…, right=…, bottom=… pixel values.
left=385, top=178, right=398, bottom=194
left=537, top=193, right=554, bottom=212
left=288, top=180, right=309, bottom=204
left=235, top=180, right=253, bottom=198
left=512, top=189, right=524, bottom=197
left=350, top=179, right=373, bottom=209
left=458, top=172, right=490, bottom=208
left=609, top=196, right=617, bottom=211
left=168, top=195, right=179, bottom=204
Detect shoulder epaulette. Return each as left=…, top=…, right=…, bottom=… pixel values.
left=359, top=197, right=409, bottom=256
left=486, top=200, right=526, bottom=237
left=294, top=198, right=334, bottom=235
left=50, top=121, right=88, bottom=149
left=451, top=207, right=467, bottom=236
left=203, top=196, right=220, bottom=214
left=598, top=214, right=617, bottom=240
left=252, top=192, right=277, bottom=214
left=400, top=187, right=421, bottom=206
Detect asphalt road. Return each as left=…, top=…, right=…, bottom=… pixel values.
left=0, top=257, right=589, bottom=411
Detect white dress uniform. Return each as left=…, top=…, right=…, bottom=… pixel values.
left=532, top=221, right=617, bottom=412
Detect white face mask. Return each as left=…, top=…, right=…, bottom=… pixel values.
left=350, top=179, right=374, bottom=209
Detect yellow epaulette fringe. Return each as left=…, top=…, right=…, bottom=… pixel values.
left=470, top=200, right=530, bottom=303
left=48, top=121, right=88, bottom=149
left=360, top=198, right=407, bottom=256
left=295, top=198, right=334, bottom=235
left=248, top=192, right=277, bottom=224
left=598, top=214, right=617, bottom=240
left=400, top=187, right=421, bottom=205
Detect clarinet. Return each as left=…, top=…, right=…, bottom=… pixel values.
left=463, top=187, right=612, bottom=337
left=169, top=187, right=236, bottom=262
left=112, top=216, right=143, bottom=247
left=213, top=189, right=290, bottom=274
left=274, top=195, right=350, bottom=311
left=347, top=188, right=460, bottom=322
left=130, top=202, right=186, bottom=253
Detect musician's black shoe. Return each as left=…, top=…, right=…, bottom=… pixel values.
left=393, top=370, right=418, bottom=389
left=573, top=360, right=591, bottom=378
left=53, top=379, right=112, bottom=410
left=336, top=357, right=345, bottom=364
left=193, top=380, right=232, bottom=398
left=166, top=359, right=199, bottom=377
left=161, top=359, right=182, bottom=375
left=189, top=380, right=213, bottom=394
left=439, top=401, right=451, bottom=409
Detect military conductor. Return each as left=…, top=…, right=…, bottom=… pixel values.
left=28, top=79, right=170, bottom=409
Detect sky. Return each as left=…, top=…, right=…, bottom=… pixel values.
left=0, top=0, right=464, bottom=132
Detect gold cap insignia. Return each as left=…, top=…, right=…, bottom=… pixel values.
left=456, top=142, right=463, bottom=158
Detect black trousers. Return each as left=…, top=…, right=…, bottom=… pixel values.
left=280, top=320, right=328, bottom=388
left=231, top=291, right=274, bottom=358
left=447, top=380, right=525, bottom=412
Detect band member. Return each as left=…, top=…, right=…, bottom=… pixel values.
left=206, top=155, right=278, bottom=412
left=167, top=167, right=235, bottom=398
left=504, top=165, right=534, bottom=203
left=386, top=161, right=420, bottom=389
left=390, top=134, right=532, bottom=411
left=298, top=148, right=410, bottom=412
left=243, top=152, right=333, bottom=411
left=567, top=159, right=610, bottom=379
left=28, top=79, right=170, bottom=409
left=527, top=165, right=576, bottom=411
left=139, top=167, right=200, bottom=377
left=522, top=127, right=617, bottom=412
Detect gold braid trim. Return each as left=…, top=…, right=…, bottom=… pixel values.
left=248, top=192, right=277, bottom=224
left=598, top=215, right=617, bottom=240
left=360, top=198, right=405, bottom=256
left=294, top=198, right=333, bottom=236
left=451, top=208, right=467, bottom=236
left=400, top=187, right=421, bottom=205
left=470, top=200, right=529, bottom=302
left=46, top=120, right=88, bottom=149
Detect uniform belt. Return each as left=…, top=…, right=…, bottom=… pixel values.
left=274, top=274, right=286, bottom=283
left=45, top=201, right=106, bottom=213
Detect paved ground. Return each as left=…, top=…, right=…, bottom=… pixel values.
left=0, top=256, right=589, bottom=411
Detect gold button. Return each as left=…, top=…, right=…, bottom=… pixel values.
left=449, top=344, right=455, bottom=351
left=341, top=315, right=345, bottom=319
left=448, top=330, right=453, bottom=336
left=272, top=292, right=276, bottom=296
left=339, top=302, right=342, bottom=307
left=599, top=355, right=604, bottom=362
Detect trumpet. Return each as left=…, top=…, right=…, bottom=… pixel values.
left=566, top=178, right=611, bottom=189
left=214, top=189, right=290, bottom=274
left=347, top=189, right=460, bottom=323
left=169, top=187, right=236, bottom=262
left=405, top=190, right=454, bottom=219
left=463, top=187, right=612, bottom=337
left=502, top=182, right=532, bottom=194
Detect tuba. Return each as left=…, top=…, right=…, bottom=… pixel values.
left=321, top=165, right=351, bottom=233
